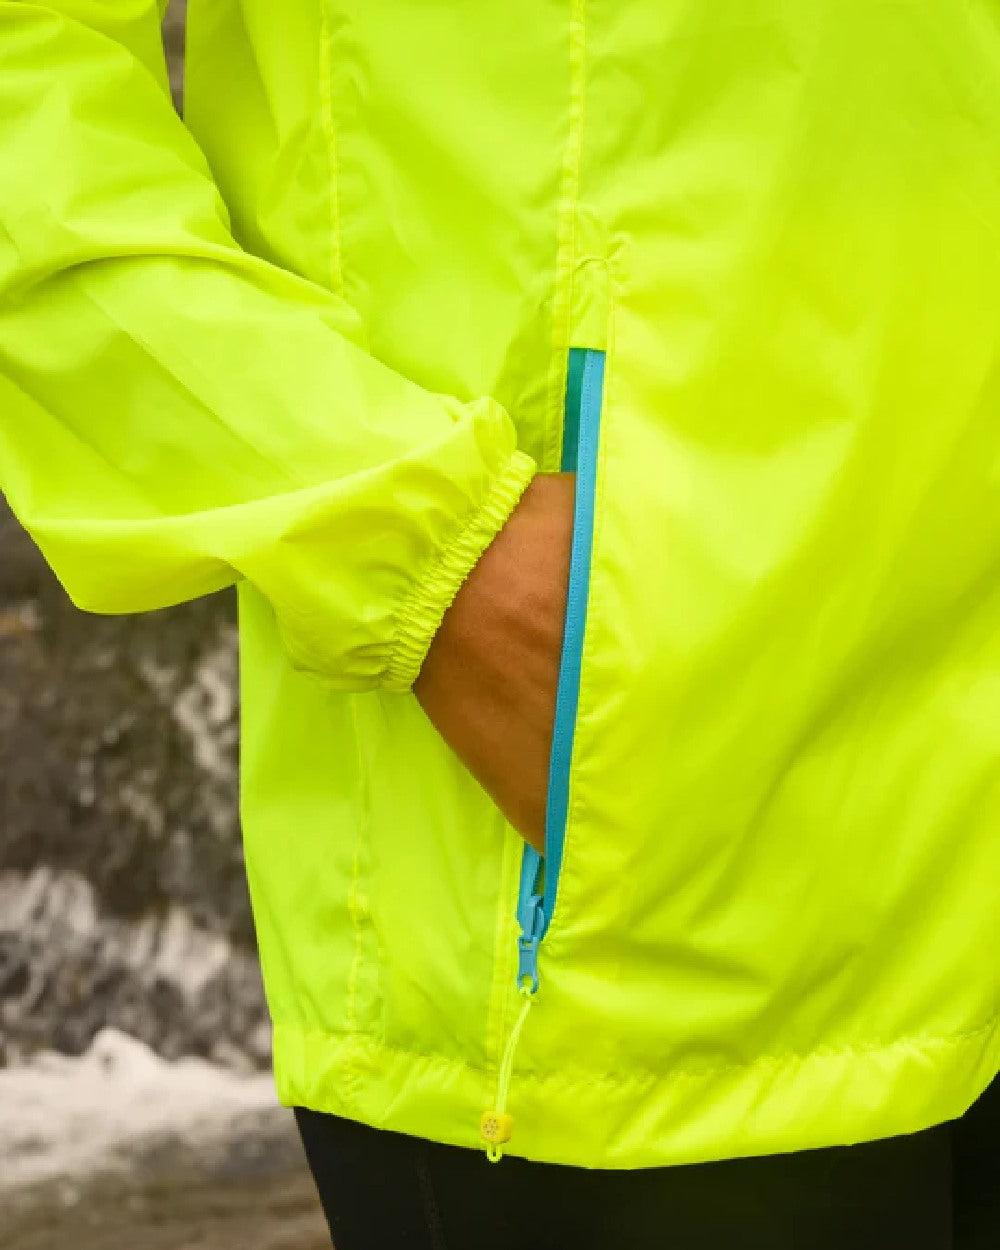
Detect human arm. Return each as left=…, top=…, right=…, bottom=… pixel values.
left=414, top=472, right=575, bottom=852
left=0, top=0, right=535, bottom=691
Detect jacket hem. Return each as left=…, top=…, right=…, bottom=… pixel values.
left=272, top=1012, right=1000, bottom=1169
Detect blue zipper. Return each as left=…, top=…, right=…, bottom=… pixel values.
left=517, top=347, right=606, bottom=994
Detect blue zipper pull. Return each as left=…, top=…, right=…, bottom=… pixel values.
left=517, top=915, right=543, bottom=993
left=516, top=846, right=545, bottom=993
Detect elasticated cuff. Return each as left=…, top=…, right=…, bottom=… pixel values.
left=383, top=449, right=536, bottom=691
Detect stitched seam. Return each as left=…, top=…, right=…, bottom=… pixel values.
left=277, top=1008, right=1000, bottom=1090
left=543, top=0, right=589, bottom=470
left=342, top=694, right=369, bottom=1116
left=523, top=1012, right=1000, bottom=1088
left=483, top=821, right=522, bottom=1104
left=317, top=2, right=344, bottom=295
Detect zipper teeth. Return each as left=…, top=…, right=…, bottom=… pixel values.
left=514, top=348, right=606, bottom=992
left=541, top=349, right=605, bottom=925
left=487, top=348, right=603, bottom=1158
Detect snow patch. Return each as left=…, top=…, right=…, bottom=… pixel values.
left=0, top=1028, right=278, bottom=1192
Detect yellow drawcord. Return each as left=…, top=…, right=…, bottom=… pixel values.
left=481, top=983, right=534, bottom=1162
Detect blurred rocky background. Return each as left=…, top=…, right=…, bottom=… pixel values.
left=0, top=507, right=266, bottom=1072
left=164, top=0, right=185, bottom=104
left=0, top=4, right=329, bottom=1244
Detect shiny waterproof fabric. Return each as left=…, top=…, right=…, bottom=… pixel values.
left=0, top=2, right=997, bottom=1169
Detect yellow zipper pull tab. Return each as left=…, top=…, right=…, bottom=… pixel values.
left=481, top=982, right=534, bottom=1162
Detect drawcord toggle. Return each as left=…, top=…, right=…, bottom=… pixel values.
left=481, top=850, right=544, bottom=1160
left=480, top=980, right=534, bottom=1162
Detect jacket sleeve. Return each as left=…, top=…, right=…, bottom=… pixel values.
left=0, top=1, right=536, bottom=692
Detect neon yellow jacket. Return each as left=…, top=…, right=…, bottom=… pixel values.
left=1, top=1, right=998, bottom=1168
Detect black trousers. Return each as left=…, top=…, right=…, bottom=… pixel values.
left=296, top=1074, right=998, bottom=1250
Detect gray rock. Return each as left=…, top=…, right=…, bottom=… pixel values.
left=1, top=492, right=264, bottom=1064
left=0, top=869, right=269, bottom=1068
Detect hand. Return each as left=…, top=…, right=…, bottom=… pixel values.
left=414, top=473, right=575, bottom=852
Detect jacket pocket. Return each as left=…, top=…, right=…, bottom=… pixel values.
left=514, top=346, right=607, bottom=995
